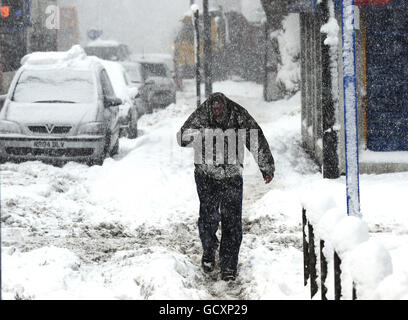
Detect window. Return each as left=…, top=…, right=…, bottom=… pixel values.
left=84, top=46, right=128, bottom=61
left=12, top=69, right=96, bottom=103
left=141, top=63, right=168, bottom=79
left=100, top=69, right=115, bottom=98
left=124, top=65, right=143, bottom=84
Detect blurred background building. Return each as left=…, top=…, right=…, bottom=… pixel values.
left=0, top=0, right=270, bottom=94
left=0, top=0, right=80, bottom=93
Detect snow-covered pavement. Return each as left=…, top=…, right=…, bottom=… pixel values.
left=1, top=80, right=408, bottom=299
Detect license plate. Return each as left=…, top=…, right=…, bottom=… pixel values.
left=33, top=141, right=66, bottom=149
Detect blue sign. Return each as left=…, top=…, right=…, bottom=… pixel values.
left=87, top=29, right=103, bottom=41
left=0, top=0, right=30, bottom=29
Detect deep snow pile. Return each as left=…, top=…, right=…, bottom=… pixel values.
left=299, top=175, right=408, bottom=299
left=276, top=13, right=301, bottom=95
left=21, top=45, right=94, bottom=71
left=1, top=80, right=408, bottom=300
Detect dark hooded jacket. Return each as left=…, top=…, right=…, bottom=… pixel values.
left=177, top=92, right=275, bottom=180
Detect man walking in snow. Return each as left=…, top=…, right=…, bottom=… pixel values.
left=177, top=92, right=275, bottom=281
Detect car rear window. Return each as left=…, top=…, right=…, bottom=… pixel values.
left=124, top=66, right=143, bottom=83
left=84, top=46, right=127, bottom=61
left=12, top=69, right=96, bottom=104
left=141, top=63, right=168, bottom=78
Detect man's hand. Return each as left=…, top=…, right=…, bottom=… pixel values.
left=177, top=128, right=202, bottom=148
left=264, top=175, right=273, bottom=184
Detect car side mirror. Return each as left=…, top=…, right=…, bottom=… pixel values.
left=128, top=87, right=140, bottom=99
left=104, top=97, right=122, bottom=108
left=0, top=94, right=7, bottom=110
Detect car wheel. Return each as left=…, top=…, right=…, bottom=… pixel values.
left=146, top=102, right=153, bottom=114
left=119, top=127, right=127, bottom=138
left=93, top=132, right=111, bottom=166
left=128, top=124, right=138, bottom=139
left=110, top=138, right=119, bottom=156
left=91, top=156, right=104, bottom=166
left=127, top=112, right=138, bottom=139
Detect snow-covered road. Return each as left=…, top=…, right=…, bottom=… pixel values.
left=2, top=80, right=408, bottom=300
left=1, top=80, right=314, bottom=299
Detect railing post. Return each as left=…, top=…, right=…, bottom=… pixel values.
left=308, top=222, right=318, bottom=298
left=302, top=208, right=309, bottom=286
left=352, top=282, right=357, bottom=300
left=319, top=0, right=340, bottom=179
left=203, top=0, right=213, bottom=98
left=334, top=251, right=342, bottom=300
left=320, top=240, right=328, bottom=300
left=303, top=209, right=356, bottom=301
left=192, top=5, right=201, bottom=108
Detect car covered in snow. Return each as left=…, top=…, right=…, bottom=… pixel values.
left=120, top=61, right=149, bottom=115
left=100, top=60, right=141, bottom=139
left=135, top=59, right=177, bottom=113
left=84, top=39, right=131, bottom=62
left=0, top=45, right=121, bottom=165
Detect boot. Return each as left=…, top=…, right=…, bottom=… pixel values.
left=201, top=251, right=215, bottom=273
left=221, top=269, right=236, bottom=281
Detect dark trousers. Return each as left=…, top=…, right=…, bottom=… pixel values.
left=194, top=170, right=243, bottom=273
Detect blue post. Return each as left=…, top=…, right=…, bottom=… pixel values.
left=341, top=0, right=361, bottom=217
left=25, top=0, right=31, bottom=26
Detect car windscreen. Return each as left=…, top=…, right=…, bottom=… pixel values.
left=84, top=46, right=126, bottom=61
left=12, top=69, right=96, bottom=104
left=124, top=66, right=143, bottom=83
left=141, top=63, right=168, bottom=78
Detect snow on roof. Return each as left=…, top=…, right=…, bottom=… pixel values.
left=191, top=4, right=199, bottom=13
left=20, top=45, right=102, bottom=71
left=183, top=4, right=220, bottom=17
left=86, top=39, right=121, bottom=47
left=131, top=53, right=174, bottom=70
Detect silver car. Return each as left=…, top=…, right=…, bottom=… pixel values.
left=101, top=60, right=140, bottom=139
left=133, top=60, right=177, bottom=114
left=0, top=58, right=121, bottom=166
left=121, top=61, right=148, bottom=116
left=84, top=40, right=131, bottom=62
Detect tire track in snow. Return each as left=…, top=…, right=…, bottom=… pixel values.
left=2, top=197, right=301, bottom=300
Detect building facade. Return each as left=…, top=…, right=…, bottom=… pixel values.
left=0, top=0, right=78, bottom=94
left=296, top=0, right=408, bottom=174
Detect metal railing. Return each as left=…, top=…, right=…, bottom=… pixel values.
left=302, top=208, right=357, bottom=300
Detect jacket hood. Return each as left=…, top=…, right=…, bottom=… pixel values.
left=207, top=92, right=227, bottom=105
left=206, top=92, right=230, bottom=128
